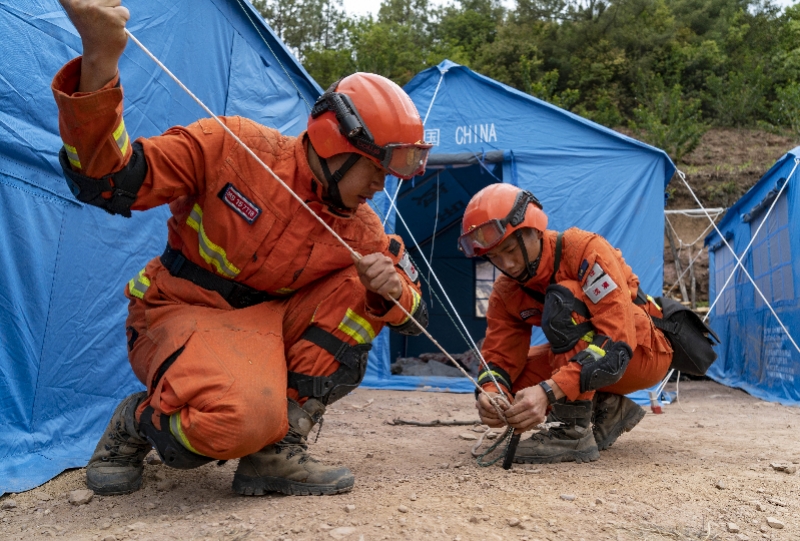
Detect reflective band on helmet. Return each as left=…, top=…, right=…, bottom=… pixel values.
left=457, top=219, right=507, bottom=257
left=383, top=143, right=432, bottom=179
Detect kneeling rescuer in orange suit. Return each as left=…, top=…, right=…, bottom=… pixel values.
left=54, top=0, right=431, bottom=496
left=459, top=184, right=674, bottom=464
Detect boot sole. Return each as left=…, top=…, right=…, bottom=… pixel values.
left=232, top=474, right=354, bottom=496
left=513, top=447, right=600, bottom=465
left=595, top=404, right=646, bottom=451
left=86, top=476, right=142, bottom=496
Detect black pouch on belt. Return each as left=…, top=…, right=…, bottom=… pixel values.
left=649, top=296, right=720, bottom=376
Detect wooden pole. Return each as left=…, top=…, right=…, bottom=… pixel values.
left=665, top=222, right=689, bottom=302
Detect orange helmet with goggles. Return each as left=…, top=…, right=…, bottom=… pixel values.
left=307, top=73, right=432, bottom=182
left=458, top=184, right=547, bottom=258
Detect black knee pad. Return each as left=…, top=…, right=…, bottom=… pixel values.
left=570, top=339, right=633, bottom=393
left=541, top=284, right=594, bottom=354
left=138, top=407, right=213, bottom=470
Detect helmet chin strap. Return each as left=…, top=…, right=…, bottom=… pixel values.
left=494, top=230, right=542, bottom=283
left=316, top=149, right=362, bottom=211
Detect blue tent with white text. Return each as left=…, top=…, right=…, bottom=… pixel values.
left=362, top=60, right=676, bottom=393
left=705, top=148, right=800, bottom=405
left=0, top=0, right=321, bottom=495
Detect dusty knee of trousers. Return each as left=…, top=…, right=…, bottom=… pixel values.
left=206, top=391, right=289, bottom=458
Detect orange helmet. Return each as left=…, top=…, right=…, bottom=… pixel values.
left=307, top=73, right=432, bottom=181
left=458, top=184, right=547, bottom=258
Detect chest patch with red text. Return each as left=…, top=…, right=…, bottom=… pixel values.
left=219, top=183, right=261, bottom=224
left=582, top=262, right=618, bottom=303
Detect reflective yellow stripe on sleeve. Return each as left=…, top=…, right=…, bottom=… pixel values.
left=185, top=204, right=241, bottom=278
left=168, top=412, right=205, bottom=456
left=338, top=308, right=376, bottom=345
left=127, top=268, right=151, bottom=299
left=63, top=143, right=81, bottom=169
left=112, top=118, right=130, bottom=157
left=398, top=289, right=421, bottom=325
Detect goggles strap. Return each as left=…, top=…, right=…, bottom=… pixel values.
left=318, top=152, right=361, bottom=211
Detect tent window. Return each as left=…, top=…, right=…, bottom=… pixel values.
left=712, top=244, right=738, bottom=315
left=750, top=193, right=793, bottom=308
left=475, top=261, right=500, bottom=318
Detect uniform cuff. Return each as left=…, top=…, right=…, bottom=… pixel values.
left=551, top=364, right=583, bottom=402
left=52, top=57, right=122, bottom=128
left=365, top=283, right=418, bottom=326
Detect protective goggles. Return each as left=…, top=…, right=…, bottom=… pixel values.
left=311, top=90, right=432, bottom=180
left=457, top=191, right=542, bottom=258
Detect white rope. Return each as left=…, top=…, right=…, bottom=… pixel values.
left=123, top=29, right=513, bottom=416
left=666, top=214, right=720, bottom=248
left=427, top=172, right=440, bottom=307
left=422, top=69, right=445, bottom=126
left=664, top=208, right=725, bottom=217
left=381, top=180, right=402, bottom=227
left=676, top=167, right=800, bottom=354
left=386, top=187, right=509, bottom=400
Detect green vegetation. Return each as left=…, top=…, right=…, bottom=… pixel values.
left=254, top=0, right=800, bottom=161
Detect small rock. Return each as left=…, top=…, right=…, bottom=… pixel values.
left=100, top=522, right=111, bottom=530
left=318, top=523, right=333, bottom=531
left=144, top=502, right=157, bottom=510
left=329, top=526, right=357, bottom=539
left=595, top=498, right=604, bottom=505
left=102, top=536, right=117, bottom=541
left=472, top=425, right=488, bottom=432
left=459, top=433, right=478, bottom=441
left=154, top=470, right=168, bottom=481
left=145, top=454, right=162, bottom=465
left=756, top=503, right=766, bottom=511
left=508, top=518, right=520, bottom=527
left=365, top=452, right=374, bottom=458
left=409, top=494, right=417, bottom=501
left=760, top=524, right=769, bottom=533
left=560, top=494, right=576, bottom=501
left=735, top=534, right=749, bottom=541
left=770, top=463, right=787, bottom=471
left=609, top=489, right=617, bottom=494
left=756, top=488, right=765, bottom=493
left=727, top=522, right=740, bottom=533
left=486, top=432, right=498, bottom=440
left=344, top=504, right=356, bottom=513
left=156, top=479, right=175, bottom=491
left=453, top=461, right=464, bottom=468
left=715, top=480, right=727, bottom=490
left=766, top=517, right=784, bottom=529
left=38, top=494, right=52, bottom=502
left=68, top=489, right=94, bottom=505
left=768, top=498, right=786, bottom=507
left=469, top=516, right=479, bottom=524
left=397, top=505, right=409, bottom=513
left=439, top=463, right=450, bottom=469
left=1, top=499, right=17, bottom=510
left=784, top=465, right=797, bottom=474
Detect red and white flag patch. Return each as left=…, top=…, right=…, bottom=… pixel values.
left=582, top=263, right=617, bottom=303
left=219, top=183, right=261, bottom=224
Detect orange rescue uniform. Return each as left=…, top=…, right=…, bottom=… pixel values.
left=481, top=228, right=673, bottom=401
left=52, top=58, right=422, bottom=460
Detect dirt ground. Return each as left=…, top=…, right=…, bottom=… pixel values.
left=1, top=381, right=798, bottom=541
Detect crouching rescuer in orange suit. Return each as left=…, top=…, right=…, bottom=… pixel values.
left=54, top=1, right=432, bottom=496
left=458, top=184, right=675, bottom=464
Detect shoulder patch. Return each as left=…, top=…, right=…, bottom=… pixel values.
left=398, top=251, right=419, bottom=282
left=218, top=183, right=261, bottom=224
left=519, top=308, right=541, bottom=320
left=582, top=263, right=618, bottom=304
left=388, top=238, right=401, bottom=257
left=577, top=259, right=590, bottom=283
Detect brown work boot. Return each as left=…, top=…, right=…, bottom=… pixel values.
left=592, top=392, right=646, bottom=451
left=85, top=392, right=151, bottom=495
left=513, top=400, right=600, bottom=464
left=232, top=399, right=354, bottom=496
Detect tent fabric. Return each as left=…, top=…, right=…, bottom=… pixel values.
left=0, top=0, right=320, bottom=495
left=361, top=59, right=675, bottom=395
left=705, top=148, right=800, bottom=406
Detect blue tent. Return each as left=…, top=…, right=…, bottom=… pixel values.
left=0, top=0, right=321, bottom=495
left=362, top=60, right=676, bottom=393
left=705, top=148, right=800, bottom=405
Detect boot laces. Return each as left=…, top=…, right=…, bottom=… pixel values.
left=102, top=421, right=148, bottom=464
left=275, top=429, right=319, bottom=464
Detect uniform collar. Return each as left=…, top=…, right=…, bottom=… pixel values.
left=297, top=133, right=357, bottom=219
left=522, top=229, right=556, bottom=289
